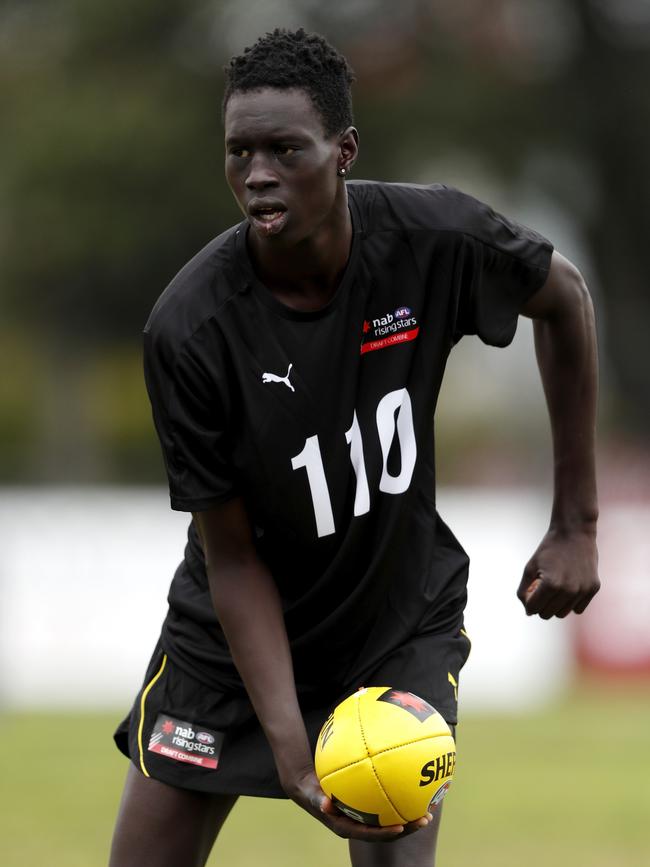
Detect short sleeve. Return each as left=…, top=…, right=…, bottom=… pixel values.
left=450, top=193, right=553, bottom=347
left=143, top=327, right=238, bottom=511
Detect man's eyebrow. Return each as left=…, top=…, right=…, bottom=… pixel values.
left=225, top=128, right=310, bottom=144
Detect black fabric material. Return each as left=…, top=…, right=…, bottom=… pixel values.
left=114, top=628, right=469, bottom=797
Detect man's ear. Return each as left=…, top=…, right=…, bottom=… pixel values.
left=338, top=126, right=359, bottom=174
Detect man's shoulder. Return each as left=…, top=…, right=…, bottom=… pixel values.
left=143, top=223, right=243, bottom=357
left=348, top=179, right=493, bottom=236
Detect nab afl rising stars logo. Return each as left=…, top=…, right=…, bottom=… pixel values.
left=361, top=306, right=419, bottom=355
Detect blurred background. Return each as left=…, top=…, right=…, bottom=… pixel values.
left=1, top=1, right=648, bottom=865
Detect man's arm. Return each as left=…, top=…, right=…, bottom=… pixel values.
left=518, top=250, right=600, bottom=618
left=193, top=500, right=429, bottom=839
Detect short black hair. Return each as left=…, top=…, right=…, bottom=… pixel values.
left=223, top=28, right=355, bottom=137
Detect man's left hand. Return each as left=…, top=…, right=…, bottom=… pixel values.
left=517, top=526, right=600, bottom=619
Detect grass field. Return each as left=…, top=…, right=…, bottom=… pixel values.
left=1, top=680, right=649, bottom=867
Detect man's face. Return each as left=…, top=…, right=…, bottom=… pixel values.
left=224, top=88, right=344, bottom=246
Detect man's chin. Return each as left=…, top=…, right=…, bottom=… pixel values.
left=248, top=210, right=289, bottom=238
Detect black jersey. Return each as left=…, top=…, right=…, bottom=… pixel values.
left=143, top=181, right=552, bottom=695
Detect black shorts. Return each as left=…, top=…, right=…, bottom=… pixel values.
left=113, top=628, right=470, bottom=797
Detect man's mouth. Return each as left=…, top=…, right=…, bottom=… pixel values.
left=248, top=200, right=288, bottom=237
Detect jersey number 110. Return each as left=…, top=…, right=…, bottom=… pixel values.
left=291, top=388, right=417, bottom=538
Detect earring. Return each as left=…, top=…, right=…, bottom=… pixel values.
left=337, top=167, right=347, bottom=177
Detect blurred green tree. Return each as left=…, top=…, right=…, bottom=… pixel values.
left=0, top=0, right=237, bottom=479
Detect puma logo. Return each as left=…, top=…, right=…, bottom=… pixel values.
left=262, top=363, right=295, bottom=392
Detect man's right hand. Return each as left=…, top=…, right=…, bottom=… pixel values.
left=283, top=767, right=432, bottom=842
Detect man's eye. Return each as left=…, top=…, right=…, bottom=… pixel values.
left=274, top=146, right=297, bottom=156
left=231, top=148, right=250, bottom=158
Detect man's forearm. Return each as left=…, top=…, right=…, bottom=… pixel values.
left=528, top=255, right=599, bottom=529
left=207, top=559, right=312, bottom=789
left=518, top=252, right=600, bottom=617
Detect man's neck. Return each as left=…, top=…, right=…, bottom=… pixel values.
left=247, top=197, right=353, bottom=311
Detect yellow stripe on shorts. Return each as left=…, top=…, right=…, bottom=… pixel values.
left=137, top=653, right=167, bottom=778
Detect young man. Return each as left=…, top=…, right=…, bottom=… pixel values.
left=110, top=28, right=600, bottom=867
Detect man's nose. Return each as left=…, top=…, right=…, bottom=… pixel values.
left=245, top=153, right=279, bottom=191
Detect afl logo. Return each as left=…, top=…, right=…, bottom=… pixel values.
left=428, top=780, right=451, bottom=810
left=394, top=306, right=412, bottom=319
left=196, top=731, right=215, bottom=745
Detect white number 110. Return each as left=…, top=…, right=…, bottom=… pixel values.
left=290, top=388, right=416, bottom=537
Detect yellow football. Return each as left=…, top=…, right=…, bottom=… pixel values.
left=314, top=687, right=455, bottom=827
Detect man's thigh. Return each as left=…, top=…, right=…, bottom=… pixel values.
left=348, top=805, right=443, bottom=867
left=109, top=763, right=237, bottom=867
